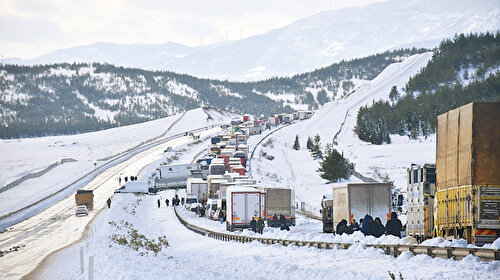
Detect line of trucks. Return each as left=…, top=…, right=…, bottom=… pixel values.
left=321, top=102, right=499, bottom=245
left=182, top=126, right=296, bottom=231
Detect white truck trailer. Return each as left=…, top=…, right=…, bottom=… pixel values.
left=332, top=183, right=391, bottom=230
left=186, top=178, right=208, bottom=201
left=226, top=187, right=265, bottom=231
left=258, top=187, right=296, bottom=226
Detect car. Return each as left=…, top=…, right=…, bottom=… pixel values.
left=189, top=203, right=202, bottom=212
left=75, top=205, right=89, bottom=216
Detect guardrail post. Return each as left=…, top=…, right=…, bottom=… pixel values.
left=392, top=246, right=398, bottom=257
left=494, top=250, right=500, bottom=261
left=446, top=248, right=453, bottom=259
left=427, top=247, right=433, bottom=257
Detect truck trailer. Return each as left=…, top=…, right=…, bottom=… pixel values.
left=435, top=102, right=500, bottom=245
left=75, top=190, right=94, bottom=210
left=226, top=187, right=265, bottom=231
left=186, top=178, right=208, bottom=201
left=258, top=187, right=295, bottom=226
left=332, top=183, right=391, bottom=230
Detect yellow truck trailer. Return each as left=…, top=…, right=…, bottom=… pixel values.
left=435, top=102, right=500, bottom=245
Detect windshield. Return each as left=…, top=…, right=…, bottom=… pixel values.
left=186, top=198, right=197, bottom=204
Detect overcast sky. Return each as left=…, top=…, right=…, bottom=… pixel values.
left=0, top=0, right=386, bottom=59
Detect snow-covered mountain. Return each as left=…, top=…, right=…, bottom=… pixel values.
left=3, top=0, right=499, bottom=81
left=0, top=48, right=424, bottom=138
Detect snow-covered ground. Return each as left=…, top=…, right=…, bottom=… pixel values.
left=27, top=191, right=499, bottom=280
left=0, top=120, right=231, bottom=280
left=0, top=108, right=235, bottom=217
left=250, top=52, right=436, bottom=216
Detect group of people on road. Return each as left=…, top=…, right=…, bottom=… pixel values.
left=118, top=175, right=138, bottom=185
left=156, top=194, right=183, bottom=208
left=336, top=212, right=403, bottom=238
left=250, top=217, right=265, bottom=234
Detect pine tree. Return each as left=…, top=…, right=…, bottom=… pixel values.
left=389, top=86, right=400, bottom=104
left=306, top=136, right=313, bottom=150
left=317, top=144, right=354, bottom=183
left=293, top=135, right=300, bottom=150
left=310, top=134, right=323, bottom=159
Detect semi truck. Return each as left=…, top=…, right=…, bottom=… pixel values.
left=226, top=187, right=265, bottom=231
left=435, top=102, right=500, bottom=245
left=321, top=195, right=334, bottom=233
left=406, top=163, right=436, bottom=242
left=258, top=187, right=295, bottom=226
left=332, top=183, right=391, bottom=231
left=75, top=190, right=94, bottom=210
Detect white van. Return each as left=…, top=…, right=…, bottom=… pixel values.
left=185, top=194, right=199, bottom=208
left=205, top=199, right=219, bottom=220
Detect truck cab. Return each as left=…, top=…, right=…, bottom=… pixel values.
left=321, top=195, right=334, bottom=233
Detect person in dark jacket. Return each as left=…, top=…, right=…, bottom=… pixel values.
left=279, top=214, right=286, bottom=225
left=257, top=217, right=264, bottom=234
left=361, top=214, right=373, bottom=236
left=250, top=218, right=257, bottom=232
left=372, top=217, right=386, bottom=237
left=280, top=223, right=290, bottom=231
left=157, top=199, right=161, bottom=208
left=107, top=198, right=112, bottom=208
left=272, top=214, right=278, bottom=228
left=385, top=212, right=403, bottom=237
left=336, top=219, right=348, bottom=234
left=165, top=198, right=169, bottom=207
left=351, top=219, right=360, bottom=231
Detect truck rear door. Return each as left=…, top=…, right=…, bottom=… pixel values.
left=231, top=193, right=246, bottom=225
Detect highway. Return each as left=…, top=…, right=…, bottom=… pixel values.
left=0, top=126, right=222, bottom=280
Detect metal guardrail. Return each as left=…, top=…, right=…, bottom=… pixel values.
left=174, top=206, right=500, bottom=261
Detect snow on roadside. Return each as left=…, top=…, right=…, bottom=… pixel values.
left=30, top=191, right=500, bottom=280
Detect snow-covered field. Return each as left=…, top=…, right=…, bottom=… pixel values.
left=27, top=191, right=499, bottom=280
left=0, top=108, right=235, bottom=217
left=250, top=52, right=436, bottom=215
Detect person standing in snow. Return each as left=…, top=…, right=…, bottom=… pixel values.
left=361, top=214, right=373, bottom=236
left=372, top=217, right=386, bottom=237
left=157, top=199, right=161, bottom=208
left=279, top=214, right=286, bottom=226
left=272, top=214, right=278, bottom=228
left=118, top=177, right=121, bottom=185
left=257, top=217, right=264, bottom=234
left=165, top=198, right=169, bottom=207
left=351, top=219, right=360, bottom=231
left=385, top=212, right=403, bottom=237
left=250, top=218, right=257, bottom=233
left=107, top=198, right=112, bottom=208
left=336, top=219, right=347, bottom=234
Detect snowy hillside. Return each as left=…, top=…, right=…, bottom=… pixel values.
left=0, top=107, right=236, bottom=217
left=0, top=48, right=424, bottom=138
left=4, top=0, right=499, bottom=81
left=251, top=52, right=435, bottom=214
